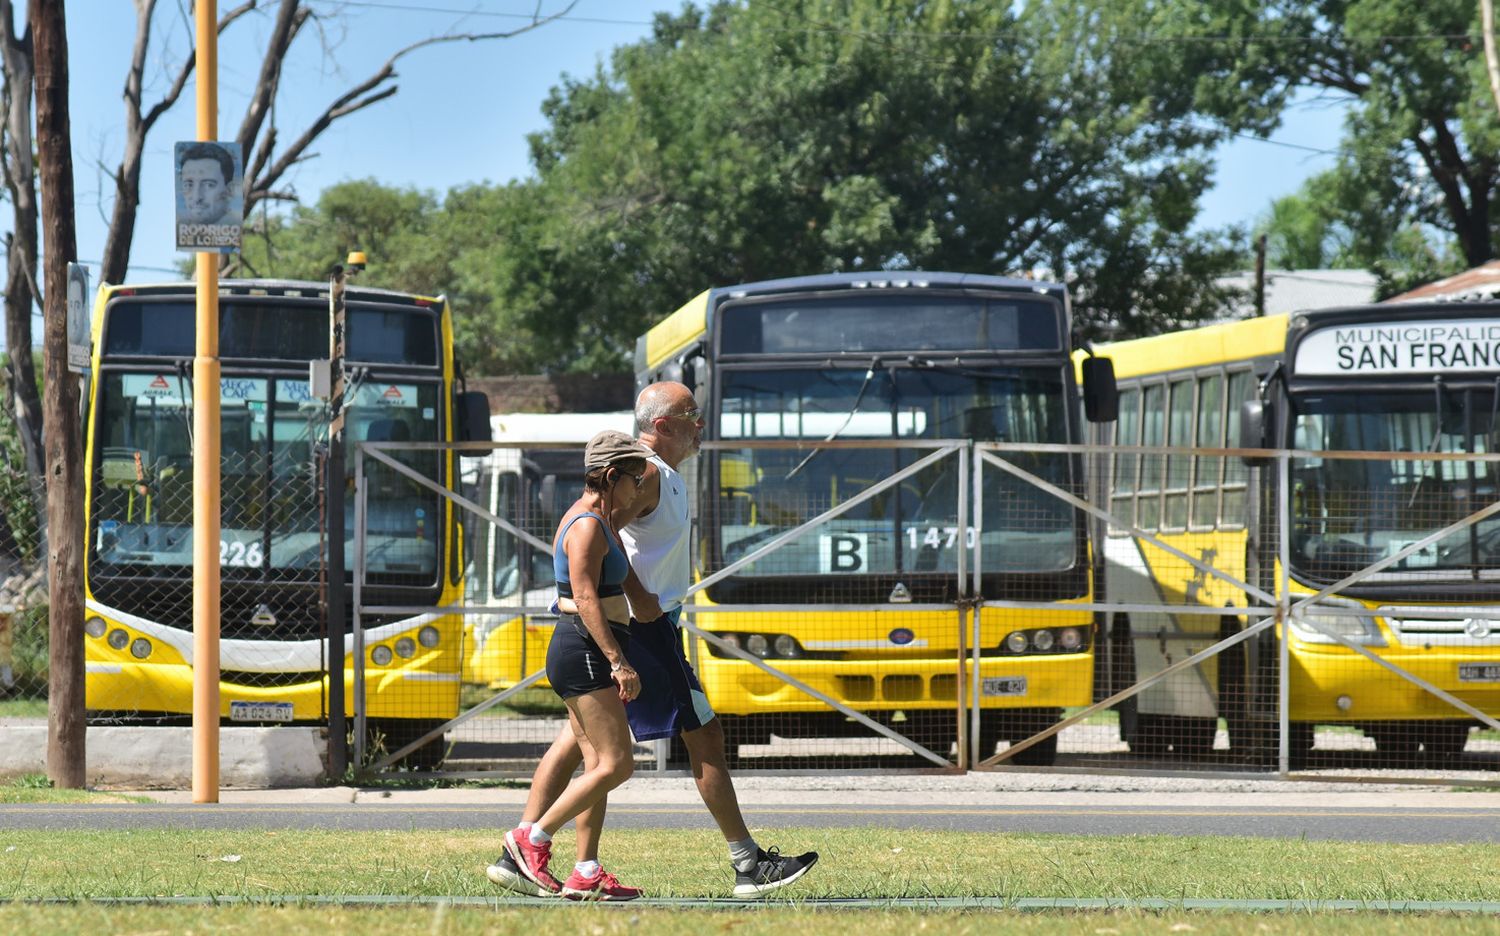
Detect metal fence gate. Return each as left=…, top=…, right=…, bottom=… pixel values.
left=328, top=436, right=1500, bottom=782
left=974, top=441, right=1500, bottom=779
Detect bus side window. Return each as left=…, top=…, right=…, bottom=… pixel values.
left=1111, top=386, right=1140, bottom=534
left=1192, top=372, right=1223, bottom=529
left=1164, top=377, right=1193, bottom=530
left=1138, top=383, right=1165, bottom=532
left=1221, top=370, right=1254, bottom=527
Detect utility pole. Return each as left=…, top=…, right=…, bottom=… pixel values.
left=191, top=0, right=222, bottom=804
left=1253, top=233, right=1267, bottom=317
left=32, top=0, right=85, bottom=789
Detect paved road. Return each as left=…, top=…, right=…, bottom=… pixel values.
left=3, top=800, right=1497, bottom=843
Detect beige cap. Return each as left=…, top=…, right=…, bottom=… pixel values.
left=584, top=429, right=653, bottom=470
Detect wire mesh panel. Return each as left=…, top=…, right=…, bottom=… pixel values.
left=0, top=472, right=48, bottom=706
left=85, top=437, right=334, bottom=727
left=679, top=439, right=968, bottom=771
left=973, top=437, right=1500, bottom=779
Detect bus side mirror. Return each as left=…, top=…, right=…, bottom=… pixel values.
left=1080, top=356, right=1118, bottom=423
left=1239, top=399, right=1270, bottom=467
left=456, top=391, right=492, bottom=443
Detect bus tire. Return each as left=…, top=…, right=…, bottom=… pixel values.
left=368, top=718, right=447, bottom=771
left=1422, top=723, right=1470, bottom=760
left=1366, top=724, right=1419, bottom=766
left=977, top=708, right=1060, bottom=767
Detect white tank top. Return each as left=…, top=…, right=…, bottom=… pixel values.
left=620, top=453, right=691, bottom=613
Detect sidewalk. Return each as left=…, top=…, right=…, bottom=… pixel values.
left=123, top=770, right=1500, bottom=808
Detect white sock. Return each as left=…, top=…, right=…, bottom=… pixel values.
left=575, top=859, right=601, bottom=878
left=729, top=836, right=759, bottom=872
left=528, top=825, right=553, bottom=846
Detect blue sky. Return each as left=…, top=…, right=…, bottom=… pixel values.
left=60, top=0, right=1344, bottom=286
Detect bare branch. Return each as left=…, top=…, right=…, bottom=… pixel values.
left=139, top=0, right=255, bottom=135
left=235, top=1, right=309, bottom=157
left=246, top=2, right=578, bottom=213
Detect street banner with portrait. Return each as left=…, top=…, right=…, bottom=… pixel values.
left=174, top=140, right=244, bottom=252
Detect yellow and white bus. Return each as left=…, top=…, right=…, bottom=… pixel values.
left=635, top=272, right=1115, bottom=764
left=82, top=278, right=489, bottom=767
left=1098, top=302, right=1500, bottom=761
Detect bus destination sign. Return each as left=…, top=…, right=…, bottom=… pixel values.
left=1295, top=318, right=1500, bottom=375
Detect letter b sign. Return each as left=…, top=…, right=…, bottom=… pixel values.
left=819, top=533, right=867, bottom=573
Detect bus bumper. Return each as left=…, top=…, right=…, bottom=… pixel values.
left=696, top=652, right=1094, bottom=716
left=84, top=660, right=460, bottom=721
left=1290, top=646, right=1500, bottom=722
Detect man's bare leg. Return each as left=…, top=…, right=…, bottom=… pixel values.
left=523, top=724, right=582, bottom=823
left=680, top=717, right=750, bottom=842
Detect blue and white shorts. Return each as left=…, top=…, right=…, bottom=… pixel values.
left=624, top=608, right=717, bottom=741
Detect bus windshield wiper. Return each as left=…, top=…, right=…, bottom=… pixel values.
left=785, top=358, right=881, bottom=480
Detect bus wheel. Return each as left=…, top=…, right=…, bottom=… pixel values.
left=1366, top=724, right=1419, bottom=766
left=1422, top=723, right=1470, bottom=761
left=978, top=708, right=1060, bottom=767
left=368, top=718, right=447, bottom=771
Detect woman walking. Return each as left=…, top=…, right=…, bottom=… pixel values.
left=488, top=430, right=650, bottom=900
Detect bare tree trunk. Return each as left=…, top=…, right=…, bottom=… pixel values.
left=0, top=0, right=45, bottom=491
left=33, top=0, right=84, bottom=790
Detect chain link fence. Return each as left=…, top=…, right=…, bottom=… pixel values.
left=6, top=430, right=1498, bottom=784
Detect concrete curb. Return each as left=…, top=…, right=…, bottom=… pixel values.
left=0, top=726, right=325, bottom=788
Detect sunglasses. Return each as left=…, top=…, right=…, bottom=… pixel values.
left=666, top=407, right=702, bottom=423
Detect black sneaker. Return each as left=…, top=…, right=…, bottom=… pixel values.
left=486, top=848, right=547, bottom=897
left=732, top=846, right=819, bottom=899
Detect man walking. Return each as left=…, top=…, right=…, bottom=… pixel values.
left=489, top=381, right=818, bottom=899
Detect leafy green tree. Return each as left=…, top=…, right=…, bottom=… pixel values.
left=1250, top=1, right=1500, bottom=268
left=498, top=0, right=1295, bottom=360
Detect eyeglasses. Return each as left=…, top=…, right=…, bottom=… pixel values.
left=666, top=407, right=702, bottom=424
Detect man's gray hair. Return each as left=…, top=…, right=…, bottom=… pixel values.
left=635, top=382, right=681, bottom=432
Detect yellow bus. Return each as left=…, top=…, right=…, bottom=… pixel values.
left=1098, top=302, right=1500, bottom=762
left=82, top=278, right=490, bottom=767
left=635, top=272, right=1115, bottom=765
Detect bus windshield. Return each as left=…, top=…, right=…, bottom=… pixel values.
left=1289, top=388, right=1500, bottom=576
left=716, top=364, right=1075, bottom=578
left=90, top=372, right=442, bottom=580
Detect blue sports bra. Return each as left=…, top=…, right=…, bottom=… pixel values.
left=553, top=512, right=628, bottom=599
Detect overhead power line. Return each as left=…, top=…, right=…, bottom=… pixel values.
left=311, top=1, right=1483, bottom=46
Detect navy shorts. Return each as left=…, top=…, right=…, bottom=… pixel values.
left=624, top=609, right=717, bottom=742
left=546, top=615, right=631, bottom=700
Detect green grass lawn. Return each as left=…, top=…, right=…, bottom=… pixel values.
left=1, top=827, right=1495, bottom=932
left=1, top=905, right=1497, bottom=936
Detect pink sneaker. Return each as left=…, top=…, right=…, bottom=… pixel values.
left=504, top=827, right=562, bottom=895
left=561, top=866, right=643, bottom=902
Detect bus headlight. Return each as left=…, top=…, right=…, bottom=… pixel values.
left=107, top=629, right=129, bottom=650
left=773, top=634, right=802, bottom=659
left=394, top=637, right=417, bottom=658
left=1058, top=627, right=1083, bottom=651
left=1004, top=631, right=1028, bottom=653
left=371, top=645, right=394, bottom=666
left=418, top=626, right=440, bottom=648
left=745, top=634, right=770, bottom=657
left=85, top=617, right=107, bottom=638
left=129, top=638, right=152, bottom=659
left=1291, top=599, right=1385, bottom=646
left=1032, top=629, right=1056, bottom=652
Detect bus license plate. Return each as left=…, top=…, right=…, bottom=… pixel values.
left=1458, top=663, right=1500, bottom=683
left=229, top=701, right=294, bottom=722
left=982, top=677, right=1028, bottom=697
